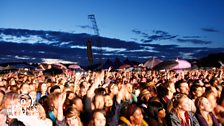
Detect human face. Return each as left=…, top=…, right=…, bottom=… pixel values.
left=179, top=83, right=189, bottom=95
left=207, top=93, right=217, bottom=109
left=41, top=83, right=48, bottom=92
left=21, top=84, right=30, bottom=94
left=201, top=97, right=213, bottom=112
left=111, top=85, right=118, bottom=95
left=104, top=95, right=113, bottom=107
left=179, top=96, right=191, bottom=111
left=93, top=112, right=106, bottom=126
left=132, top=108, right=143, bottom=125
left=67, top=116, right=80, bottom=126
left=194, top=87, right=203, bottom=98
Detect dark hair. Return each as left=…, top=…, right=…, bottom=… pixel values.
left=175, top=79, right=187, bottom=89
left=50, top=85, right=60, bottom=93
left=120, top=103, right=139, bottom=119
left=156, top=81, right=173, bottom=98
left=147, top=101, right=164, bottom=119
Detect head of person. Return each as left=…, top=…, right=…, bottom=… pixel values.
left=127, top=103, right=144, bottom=125
left=71, top=97, right=83, bottom=112
left=2, top=92, right=22, bottom=117
left=65, top=107, right=82, bottom=126
left=93, top=94, right=105, bottom=109
left=139, top=89, right=152, bottom=104
left=203, top=89, right=217, bottom=109
left=104, top=94, right=113, bottom=108
left=48, top=92, right=61, bottom=110
left=38, top=83, right=48, bottom=93
left=0, top=90, right=5, bottom=110
left=108, top=83, right=118, bottom=95
left=20, top=83, right=30, bottom=94
left=175, top=80, right=189, bottom=95
left=172, top=93, right=191, bottom=112
left=49, top=85, right=61, bottom=94
left=190, top=84, right=203, bottom=99
left=29, top=83, right=36, bottom=91
left=120, top=103, right=144, bottom=125
left=89, top=109, right=106, bottom=126
left=195, top=97, right=212, bottom=114
left=147, top=101, right=166, bottom=120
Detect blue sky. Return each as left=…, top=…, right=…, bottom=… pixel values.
left=0, top=0, right=224, bottom=65
left=1, top=0, right=224, bottom=47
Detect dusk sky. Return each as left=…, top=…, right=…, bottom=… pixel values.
left=0, top=0, right=224, bottom=65
left=1, top=0, right=223, bottom=47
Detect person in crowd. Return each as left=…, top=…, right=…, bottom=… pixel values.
left=119, top=103, right=148, bottom=126
left=1, top=92, right=25, bottom=125
left=19, top=83, right=30, bottom=94
left=0, top=90, right=5, bottom=110
left=146, top=101, right=167, bottom=126
left=195, top=96, right=220, bottom=126
left=156, top=80, right=176, bottom=110
left=175, top=80, right=196, bottom=112
left=56, top=106, right=82, bottom=126
left=47, top=92, right=63, bottom=125
left=204, top=89, right=224, bottom=125
left=36, top=83, right=49, bottom=102
left=189, top=83, right=204, bottom=101
left=168, top=93, right=200, bottom=126
left=107, top=83, right=119, bottom=100
left=88, top=109, right=106, bottom=126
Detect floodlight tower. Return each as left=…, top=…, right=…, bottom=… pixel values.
left=88, top=14, right=102, bottom=65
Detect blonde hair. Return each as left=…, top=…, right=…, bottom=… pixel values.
left=65, top=106, right=82, bottom=126
left=167, top=93, right=187, bottom=112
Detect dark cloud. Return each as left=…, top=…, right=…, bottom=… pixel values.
left=152, top=30, right=168, bottom=35
left=182, top=36, right=201, bottom=38
left=201, top=28, right=219, bottom=32
left=132, top=29, right=141, bottom=34
left=1, top=28, right=224, bottom=65
left=77, top=25, right=92, bottom=29
left=177, top=38, right=212, bottom=44
left=132, top=29, right=177, bottom=43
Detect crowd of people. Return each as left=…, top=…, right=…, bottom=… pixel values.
left=0, top=64, right=224, bottom=126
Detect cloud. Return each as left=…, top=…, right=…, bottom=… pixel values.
left=152, top=30, right=168, bottom=35
left=132, top=29, right=141, bottom=34
left=77, top=25, right=92, bottom=29
left=182, top=36, right=201, bottom=38
left=132, top=29, right=177, bottom=43
left=177, top=38, right=212, bottom=44
left=1, top=28, right=224, bottom=65
left=201, top=28, right=219, bottom=32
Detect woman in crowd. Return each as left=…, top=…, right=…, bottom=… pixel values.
left=36, top=83, right=48, bottom=102
left=119, top=103, right=148, bottom=126
left=195, top=96, right=219, bottom=126
left=168, top=93, right=200, bottom=126
left=146, top=101, right=167, bottom=126
left=56, top=106, right=82, bottom=126
left=88, top=109, right=106, bottom=126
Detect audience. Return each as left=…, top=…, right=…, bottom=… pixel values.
left=0, top=64, right=224, bottom=126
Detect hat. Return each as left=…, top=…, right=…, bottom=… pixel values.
left=139, top=89, right=151, bottom=100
